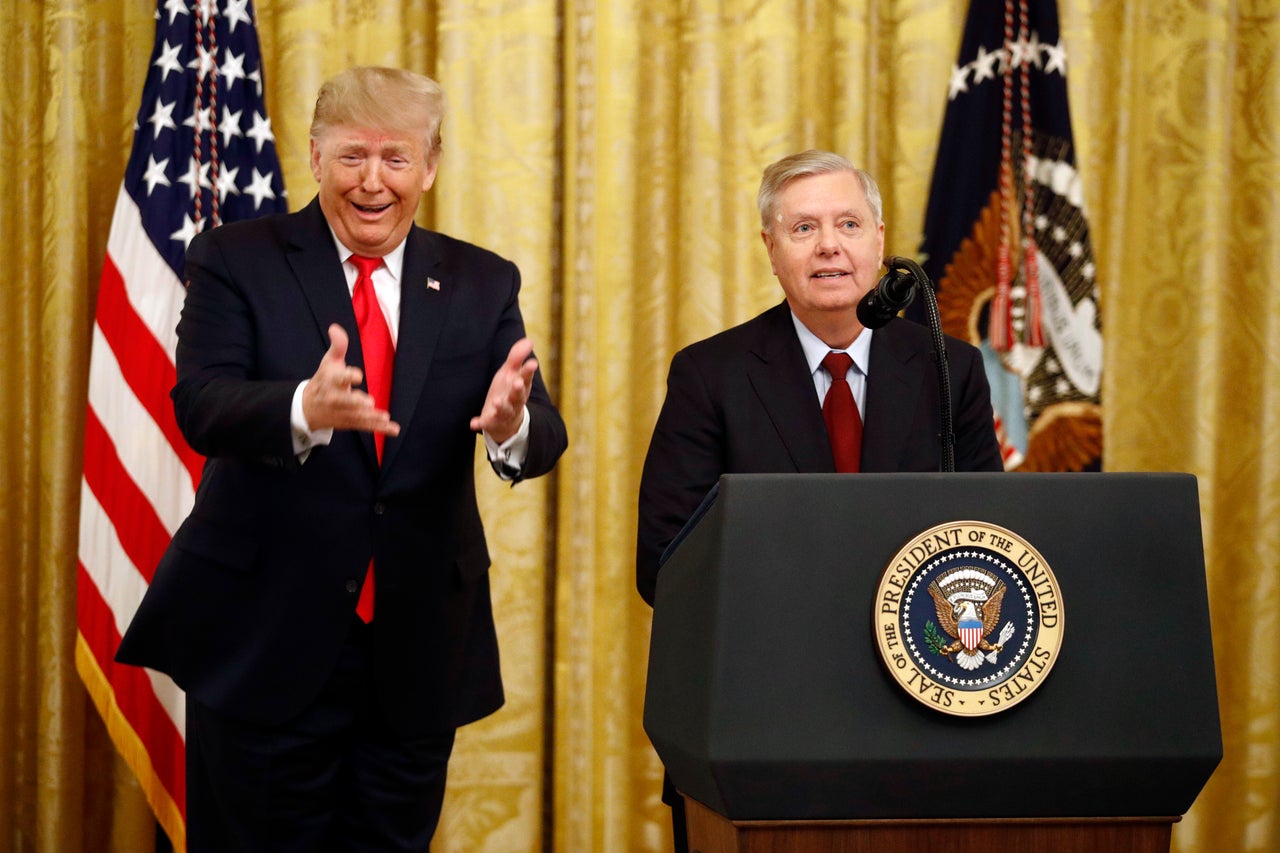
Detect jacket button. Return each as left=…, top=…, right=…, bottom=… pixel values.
left=345, top=579, right=359, bottom=593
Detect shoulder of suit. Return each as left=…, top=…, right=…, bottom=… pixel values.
left=188, top=206, right=295, bottom=252
left=878, top=316, right=983, bottom=360
left=676, top=301, right=789, bottom=360
left=410, top=224, right=515, bottom=271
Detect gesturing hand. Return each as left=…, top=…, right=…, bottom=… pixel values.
left=301, top=324, right=401, bottom=436
left=471, top=338, right=537, bottom=443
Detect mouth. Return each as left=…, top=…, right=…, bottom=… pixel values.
left=812, top=270, right=850, bottom=280
left=352, top=201, right=393, bottom=216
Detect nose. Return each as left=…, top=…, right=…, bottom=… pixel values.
left=815, top=224, right=841, bottom=255
left=359, top=159, right=385, bottom=192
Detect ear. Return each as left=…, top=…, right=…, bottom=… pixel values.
left=761, top=229, right=779, bottom=275
left=309, top=138, right=322, bottom=182
left=421, top=154, right=439, bottom=193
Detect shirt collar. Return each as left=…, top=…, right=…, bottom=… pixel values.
left=790, top=310, right=872, bottom=377
left=328, top=230, right=408, bottom=282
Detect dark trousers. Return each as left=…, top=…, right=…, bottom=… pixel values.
left=185, top=619, right=455, bottom=852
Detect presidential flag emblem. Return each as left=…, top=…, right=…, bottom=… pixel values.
left=874, top=521, right=1064, bottom=716
left=918, top=0, right=1103, bottom=474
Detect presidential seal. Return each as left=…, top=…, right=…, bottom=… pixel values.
left=873, top=521, right=1064, bottom=716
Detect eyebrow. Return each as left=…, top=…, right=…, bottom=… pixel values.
left=334, top=141, right=415, bottom=157
left=786, top=207, right=865, bottom=222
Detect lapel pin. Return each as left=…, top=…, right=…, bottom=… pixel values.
left=427, top=277, right=441, bottom=291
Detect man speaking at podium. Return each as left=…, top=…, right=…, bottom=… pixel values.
left=117, top=67, right=566, bottom=851
left=636, top=150, right=1002, bottom=850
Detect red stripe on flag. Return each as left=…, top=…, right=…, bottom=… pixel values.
left=79, top=8, right=285, bottom=849
left=96, top=253, right=203, bottom=487
left=77, top=564, right=186, bottom=815
left=82, top=406, right=173, bottom=584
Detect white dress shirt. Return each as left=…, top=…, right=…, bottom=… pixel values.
left=289, top=232, right=530, bottom=475
left=789, top=311, right=871, bottom=419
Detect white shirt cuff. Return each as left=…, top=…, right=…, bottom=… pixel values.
left=291, top=380, right=334, bottom=462
left=484, top=406, right=530, bottom=479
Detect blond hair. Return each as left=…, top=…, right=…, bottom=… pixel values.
left=310, top=66, right=446, bottom=156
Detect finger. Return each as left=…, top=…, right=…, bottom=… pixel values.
left=326, top=323, right=349, bottom=362
left=331, top=391, right=399, bottom=434
left=498, top=359, right=536, bottom=408
left=469, top=397, right=501, bottom=432
left=339, top=387, right=378, bottom=409
left=469, top=409, right=505, bottom=433
left=504, top=338, right=534, bottom=370
left=341, top=406, right=398, bottom=435
left=518, top=357, right=538, bottom=386
left=504, top=375, right=530, bottom=408
left=365, top=416, right=401, bottom=437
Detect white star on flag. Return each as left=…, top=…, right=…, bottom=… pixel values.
left=77, top=3, right=288, bottom=849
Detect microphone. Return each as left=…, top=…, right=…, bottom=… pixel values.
left=857, top=254, right=957, bottom=471
left=857, top=256, right=920, bottom=329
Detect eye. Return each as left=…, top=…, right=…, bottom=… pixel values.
left=795, top=222, right=814, bottom=234
left=840, top=219, right=860, bottom=231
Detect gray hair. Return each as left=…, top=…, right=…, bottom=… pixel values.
left=757, top=149, right=883, bottom=231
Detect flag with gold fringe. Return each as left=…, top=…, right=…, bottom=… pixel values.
left=919, top=0, right=1102, bottom=471
left=76, top=2, right=286, bottom=849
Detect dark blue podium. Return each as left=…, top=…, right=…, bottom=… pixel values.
left=644, top=473, right=1221, bottom=852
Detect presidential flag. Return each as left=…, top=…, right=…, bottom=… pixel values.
left=76, top=2, right=286, bottom=848
left=919, top=0, right=1102, bottom=472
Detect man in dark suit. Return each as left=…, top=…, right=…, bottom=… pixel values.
left=117, top=67, right=567, bottom=851
left=636, top=150, right=1001, bottom=849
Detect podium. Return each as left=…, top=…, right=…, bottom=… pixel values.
left=643, top=473, right=1221, bottom=852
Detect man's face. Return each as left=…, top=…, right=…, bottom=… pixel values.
left=761, top=170, right=885, bottom=330
left=310, top=125, right=438, bottom=257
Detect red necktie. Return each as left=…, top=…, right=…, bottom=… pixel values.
left=822, top=351, right=862, bottom=473
left=350, top=254, right=394, bottom=622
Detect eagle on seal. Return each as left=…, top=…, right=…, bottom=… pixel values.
left=928, top=579, right=1010, bottom=671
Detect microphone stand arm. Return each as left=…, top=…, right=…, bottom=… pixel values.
left=888, top=257, right=955, bottom=473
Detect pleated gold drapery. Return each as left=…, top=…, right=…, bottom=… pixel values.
left=2, top=0, right=1277, bottom=850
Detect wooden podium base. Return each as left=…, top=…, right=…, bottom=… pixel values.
left=684, top=796, right=1177, bottom=853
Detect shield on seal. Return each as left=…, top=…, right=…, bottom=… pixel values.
left=959, top=617, right=984, bottom=652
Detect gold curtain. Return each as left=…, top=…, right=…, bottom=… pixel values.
left=1, top=0, right=1276, bottom=851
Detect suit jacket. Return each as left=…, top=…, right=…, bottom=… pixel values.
left=117, top=198, right=567, bottom=735
left=636, top=300, right=1003, bottom=605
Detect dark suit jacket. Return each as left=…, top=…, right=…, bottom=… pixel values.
left=117, top=198, right=567, bottom=736
left=636, top=300, right=1003, bottom=605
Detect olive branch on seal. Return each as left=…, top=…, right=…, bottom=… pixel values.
left=924, top=620, right=946, bottom=655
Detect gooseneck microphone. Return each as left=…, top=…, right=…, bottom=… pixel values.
left=856, top=257, right=919, bottom=330
left=859, top=255, right=956, bottom=472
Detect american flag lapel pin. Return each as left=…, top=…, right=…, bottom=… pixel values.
left=427, top=277, right=441, bottom=292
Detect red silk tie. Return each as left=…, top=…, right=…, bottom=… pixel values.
left=350, top=254, right=394, bottom=622
left=822, top=351, right=862, bottom=473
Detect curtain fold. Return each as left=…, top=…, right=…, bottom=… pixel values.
left=2, top=1, right=1276, bottom=850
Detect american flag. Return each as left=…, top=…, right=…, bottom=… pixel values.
left=918, top=0, right=1103, bottom=473
left=75, top=1, right=286, bottom=848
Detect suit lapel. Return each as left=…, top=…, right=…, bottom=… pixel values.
left=862, top=320, right=927, bottom=471
left=283, top=199, right=379, bottom=469
left=285, top=198, right=358, bottom=348
left=380, top=226, right=450, bottom=475
left=745, top=303, right=835, bottom=473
